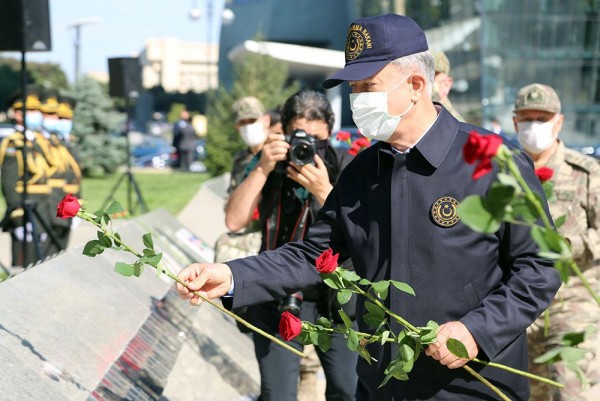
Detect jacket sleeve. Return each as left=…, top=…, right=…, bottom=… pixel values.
left=565, top=164, right=600, bottom=266
left=459, top=152, right=562, bottom=359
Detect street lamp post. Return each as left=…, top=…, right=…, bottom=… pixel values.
left=68, top=17, right=102, bottom=82
left=189, top=0, right=215, bottom=92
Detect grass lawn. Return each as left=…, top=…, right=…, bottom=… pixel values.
left=0, top=170, right=212, bottom=218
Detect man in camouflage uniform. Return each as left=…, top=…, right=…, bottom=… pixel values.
left=227, top=97, right=271, bottom=196
left=514, top=83, right=600, bottom=400
left=0, top=93, right=54, bottom=267
left=213, top=97, right=270, bottom=266
left=432, top=50, right=466, bottom=122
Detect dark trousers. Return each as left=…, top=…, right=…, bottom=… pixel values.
left=250, top=300, right=358, bottom=401
left=179, top=149, right=195, bottom=171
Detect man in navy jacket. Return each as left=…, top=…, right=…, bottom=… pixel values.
left=177, top=14, right=561, bottom=401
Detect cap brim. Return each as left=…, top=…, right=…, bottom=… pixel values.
left=322, top=59, right=391, bottom=89
left=514, top=106, right=560, bottom=114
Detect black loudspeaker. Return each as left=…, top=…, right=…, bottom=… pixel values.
left=108, top=58, right=142, bottom=98
left=0, top=0, right=52, bottom=52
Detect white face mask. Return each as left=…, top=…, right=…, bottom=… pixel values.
left=349, top=75, right=414, bottom=142
left=239, top=121, right=266, bottom=147
left=516, top=118, right=557, bottom=154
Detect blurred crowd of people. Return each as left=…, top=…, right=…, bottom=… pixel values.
left=0, top=87, right=81, bottom=269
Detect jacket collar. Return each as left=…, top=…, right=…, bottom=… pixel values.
left=377, top=106, right=460, bottom=170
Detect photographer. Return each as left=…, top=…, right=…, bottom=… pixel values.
left=224, top=90, right=358, bottom=401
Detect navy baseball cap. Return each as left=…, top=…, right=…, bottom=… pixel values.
left=323, top=14, right=429, bottom=89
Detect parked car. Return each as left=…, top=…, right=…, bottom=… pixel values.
left=132, top=136, right=207, bottom=171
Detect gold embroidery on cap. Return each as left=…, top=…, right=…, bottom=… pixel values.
left=431, top=196, right=460, bottom=228
left=345, top=24, right=373, bottom=61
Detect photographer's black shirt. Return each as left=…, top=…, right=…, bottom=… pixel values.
left=256, top=144, right=353, bottom=252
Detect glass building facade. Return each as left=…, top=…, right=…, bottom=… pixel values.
left=217, top=0, right=600, bottom=145
left=479, top=0, right=600, bottom=145
left=408, top=0, right=600, bottom=145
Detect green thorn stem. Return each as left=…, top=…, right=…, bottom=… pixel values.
left=80, top=211, right=307, bottom=359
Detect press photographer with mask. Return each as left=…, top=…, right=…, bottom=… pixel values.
left=224, top=89, right=358, bottom=401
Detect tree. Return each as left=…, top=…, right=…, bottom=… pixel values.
left=70, top=76, right=127, bottom=177
left=0, top=57, right=69, bottom=111
left=204, top=52, right=300, bottom=176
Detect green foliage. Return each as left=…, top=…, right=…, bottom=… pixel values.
left=205, top=51, right=300, bottom=176
left=81, top=201, right=165, bottom=278
left=167, top=103, right=187, bottom=124
left=534, top=329, right=591, bottom=386
left=0, top=57, right=69, bottom=112
left=69, top=76, right=126, bottom=176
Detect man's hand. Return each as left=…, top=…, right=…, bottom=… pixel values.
left=287, top=154, right=333, bottom=205
left=176, top=263, right=233, bottom=306
left=424, top=321, right=479, bottom=369
left=259, top=133, right=289, bottom=175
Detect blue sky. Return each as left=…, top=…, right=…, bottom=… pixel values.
left=1, top=0, right=226, bottom=83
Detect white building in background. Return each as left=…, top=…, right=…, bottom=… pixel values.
left=139, top=38, right=218, bottom=93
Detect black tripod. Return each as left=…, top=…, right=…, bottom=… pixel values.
left=15, top=50, right=60, bottom=267
left=102, top=95, right=148, bottom=215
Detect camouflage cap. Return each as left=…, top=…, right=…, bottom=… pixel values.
left=432, top=50, right=450, bottom=74
left=514, top=83, right=561, bottom=113
left=232, top=96, right=264, bottom=123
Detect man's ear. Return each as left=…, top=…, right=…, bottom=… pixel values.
left=409, top=74, right=427, bottom=102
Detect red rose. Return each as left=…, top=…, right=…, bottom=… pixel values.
left=251, top=206, right=260, bottom=221
left=315, top=248, right=339, bottom=274
left=348, top=143, right=360, bottom=156
left=336, top=130, right=351, bottom=141
left=463, top=131, right=503, bottom=180
left=56, top=194, right=81, bottom=219
left=279, top=311, right=302, bottom=341
left=354, top=137, right=371, bottom=148
left=535, top=166, right=554, bottom=182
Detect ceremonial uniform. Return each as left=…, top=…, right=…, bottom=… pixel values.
left=227, top=108, right=561, bottom=401
left=528, top=141, right=600, bottom=401
left=40, top=96, right=81, bottom=254
left=0, top=126, right=53, bottom=267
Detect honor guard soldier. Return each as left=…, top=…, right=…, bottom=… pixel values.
left=56, top=97, right=81, bottom=199
left=0, top=92, right=54, bottom=267
left=40, top=94, right=81, bottom=254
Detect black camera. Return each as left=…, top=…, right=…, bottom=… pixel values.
left=277, top=291, right=303, bottom=317
left=287, top=129, right=317, bottom=166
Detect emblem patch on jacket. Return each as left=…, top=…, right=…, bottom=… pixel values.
left=431, top=196, right=460, bottom=227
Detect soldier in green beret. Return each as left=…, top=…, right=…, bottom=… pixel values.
left=431, top=50, right=466, bottom=122
left=514, top=83, right=600, bottom=401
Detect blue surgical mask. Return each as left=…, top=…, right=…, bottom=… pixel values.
left=24, top=111, right=43, bottom=131
left=59, top=119, right=73, bottom=135
left=56, top=119, right=73, bottom=142
left=42, top=118, right=60, bottom=133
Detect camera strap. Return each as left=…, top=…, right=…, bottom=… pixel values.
left=265, top=174, right=312, bottom=251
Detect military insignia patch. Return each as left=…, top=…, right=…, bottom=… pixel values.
left=431, top=196, right=460, bottom=227
left=345, top=23, right=373, bottom=61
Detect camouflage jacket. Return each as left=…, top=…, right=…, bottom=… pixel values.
left=546, top=140, right=600, bottom=269
left=227, top=148, right=255, bottom=195
left=441, top=98, right=466, bottom=122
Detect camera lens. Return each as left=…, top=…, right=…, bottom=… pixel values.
left=292, top=143, right=314, bottom=165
